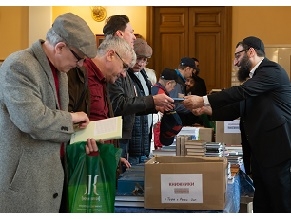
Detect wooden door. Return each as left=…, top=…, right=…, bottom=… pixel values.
left=147, top=6, right=232, bottom=92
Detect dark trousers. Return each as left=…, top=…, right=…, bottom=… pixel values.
left=252, top=158, right=291, bottom=212
left=119, top=139, right=130, bottom=173
left=59, top=156, right=68, bottom=213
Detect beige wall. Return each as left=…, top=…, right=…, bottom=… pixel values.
left=29, top=6, right=52, bottom=47
left=2, top=6, right=291, bottom=61
left=0, top=6, right=29, bottom=60
left=52, top=6, right=147, bottom=39
left=232, top=6, right=291, bottom=52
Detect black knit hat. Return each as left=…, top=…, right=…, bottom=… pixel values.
left=161, top=68, right=178, bottom=82
left=243, top=36, right=265, bottom=52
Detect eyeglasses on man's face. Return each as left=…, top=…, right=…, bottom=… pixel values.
left=234, top=49, right=247, bottom=60
left=115, top=51, right=129, bottom=70
left=70, top=49, right=86, bottom=63
left=136, top=57, right=148, bottom=65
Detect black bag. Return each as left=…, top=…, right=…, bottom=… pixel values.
left=159, top=110, right=183, bottom=146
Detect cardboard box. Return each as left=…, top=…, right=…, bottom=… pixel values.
left=144, top=156, right=227, bottom=210
left=178, top=127, right=214, bottom=142
left=215, top=121, right=241, bottom=146
left=199, top=127, right=214, bottom=142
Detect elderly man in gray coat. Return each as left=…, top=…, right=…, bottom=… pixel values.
left=0, top=13, right=98, bottom=212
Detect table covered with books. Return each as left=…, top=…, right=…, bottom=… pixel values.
left=114, top=158, right=254, bottom=213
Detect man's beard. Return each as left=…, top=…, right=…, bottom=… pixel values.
left=237, top=54, right=251, bottom=82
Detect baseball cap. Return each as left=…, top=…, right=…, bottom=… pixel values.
left=180, top=57, right=196, bottom=68
left=52, top=13, right=97, bottom=58
left=161, top=68, right=178, bottom=82
left=133, top=38, right=153, bottom=58
left=243, top=36, right=265, bottom=53
left=159, top=111, right=183, bottom=146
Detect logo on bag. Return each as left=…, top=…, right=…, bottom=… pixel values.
left=85, top=175, right=99, bottom=196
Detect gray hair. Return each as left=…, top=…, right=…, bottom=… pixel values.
left=97, top=34, right=136, bottom=67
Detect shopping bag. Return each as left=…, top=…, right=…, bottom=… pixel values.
left=66, top=141, right=122, bottom=213
left=159, top=110, right=183, bottom=146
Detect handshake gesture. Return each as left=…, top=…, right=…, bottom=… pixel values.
left=183, top=95, right=213, bottom=116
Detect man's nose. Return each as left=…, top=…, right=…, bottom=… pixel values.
left=120, top=70, right=127, bottom=78
left=233, top=59, right=239, bottom=67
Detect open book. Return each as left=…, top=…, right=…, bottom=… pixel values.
left=70, top=116, right=123, bottom=144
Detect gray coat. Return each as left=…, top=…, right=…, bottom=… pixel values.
left=0, top=40, right=74, bottom=212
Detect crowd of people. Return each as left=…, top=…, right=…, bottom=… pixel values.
left=0, top=12, right=290, bottom=213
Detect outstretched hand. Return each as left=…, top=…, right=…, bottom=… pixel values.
left=183, top=95, right=205, bottom=110
left=152, top=94, right=175, bottom=111
left=192, top=105, right=213, bottom=116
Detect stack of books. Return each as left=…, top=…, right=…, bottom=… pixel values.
left=227, top=156, right=243, bottom=165
left=205, top=142, right=225, bottom=157
left=115, top=195, right=144, bottom=207
left=225, top=145, right=243, bottom=156
left=152, top=144, right=176, bottom=156
left=184, top=139, right=206, bottom=157
left=115, top=164, right=145, bottom=208
left=176, top=135, right=190, bottom=156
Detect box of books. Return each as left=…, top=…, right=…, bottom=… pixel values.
left=215, top=120, right=241, bottom=146
left=144, top=156, right=227, bottom=210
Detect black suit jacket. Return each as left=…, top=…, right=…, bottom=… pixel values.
left=208, top=58, right=291, bottom=167
left=210, top=102, right=251, bottom=174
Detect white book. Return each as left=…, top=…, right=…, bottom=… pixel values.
left=152, top=148, right=176, bottom=156
left=70, top=116, right=123, bottom=144
left=115, top=195, right=144, bottom=202
left=114, top=201, right=144, bottom=207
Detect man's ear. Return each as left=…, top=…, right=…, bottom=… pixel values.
left=55, top=42, right=67, bottom=54
left=107, top=50, right=115, bottom=61
left=115, top=30, right=124, bottom=37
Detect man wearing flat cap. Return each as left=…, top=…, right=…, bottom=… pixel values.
left=0, top=13, right=98, bottom=212
left=183, top=36, right=291, bottom=213
left=125, top=38, right=155, bottom=165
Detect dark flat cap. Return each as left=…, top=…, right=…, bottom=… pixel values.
left=134, top=38, right=153, bottom=58
left=243, top=36, right=265, bottom=52
left=52, top=13, right=97, bottom=58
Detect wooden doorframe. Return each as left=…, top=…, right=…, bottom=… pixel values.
left=146, top=6, right=233, bottom=89
left=221, top=6, right=233, bottom=88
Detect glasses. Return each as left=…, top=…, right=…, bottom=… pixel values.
left=234, top=49, right=247, bottom=60
left=70, top=49, right=85, bottom=63
left=115, top=51, right=129, bottom=70
left=136, top=57, right=148, bottom=65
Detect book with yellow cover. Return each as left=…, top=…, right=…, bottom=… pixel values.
left=70, top=116, right=123, bottom=144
